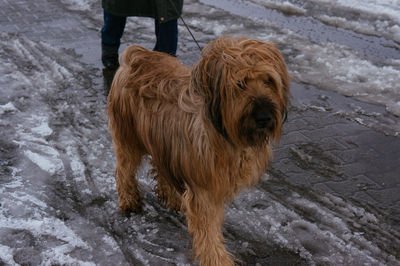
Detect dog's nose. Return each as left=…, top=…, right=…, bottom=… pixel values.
left=252, top=101, right=275, bottom=129
left=254, top=111, right=273, bottom=129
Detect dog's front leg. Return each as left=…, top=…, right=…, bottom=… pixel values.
left=114, top=148, right=143, bottom=215
left=183, top=188, right=234, bottom=266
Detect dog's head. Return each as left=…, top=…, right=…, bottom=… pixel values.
left=191, top=37, right=290, bottom=147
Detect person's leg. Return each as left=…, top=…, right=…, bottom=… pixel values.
left=154, top=19, right=178, bottom=56
left=101, top=10, right=127, bottom=68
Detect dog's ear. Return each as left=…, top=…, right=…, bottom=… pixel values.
left=191, top=56, right=230, bottom=139
left=264, top=42, right=290, bottom=123
left=207, top=87, right=229, bottom=139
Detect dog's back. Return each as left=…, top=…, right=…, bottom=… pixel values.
left=110, top=45, right=190, bottom=104
left=107, top=44, right=191, bottom=148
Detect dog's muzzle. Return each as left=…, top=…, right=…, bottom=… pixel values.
left=252, top=100, right=277, bottom=131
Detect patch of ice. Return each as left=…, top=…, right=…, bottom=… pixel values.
left=0, top=216, right=90, bottom=249
left=250, top=0, right=306, bottom=15
left=101, top=235, right=120, bottom=254
left=354, top=117, right=365, bottom=125
left=303, top=0, right=400, bottom=42
left=316, top=14, right=377, bottom=37
left=227, top=187, right=399, bottom=265
left=41, top=246, right=96, bottom=266
left=287, top=39, right=400, bottom=117
left=0, top=102, right=18, bottom=115
left=310, top=0, right=400, bottom=25
left=31, top=123, right=53, bottom=137
left=308, top=105, right=329, bottom=112
left=0, top=168, right=23, bottom=190
left=59, top=0, right=92, bottom=12
left=9, top=192, right=48, bottom=209
left=0, top=244, right=16, bottom=265
left=65, top=145, right=86, bottom=183
left=388, top=24, right=400, bottom=43
left=14, top=136, right=59, bottom=159
left=2, top=33, right=78, bottom=93
left=30, top=116, right=53, bottom=137
left=24, top=150, right=63, bottom=175
left=388, top=101, right=400, bottom=117
left=189, top=19, right=243, bottom=36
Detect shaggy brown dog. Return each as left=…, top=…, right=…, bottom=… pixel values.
left=107, top=37, right=289, bottom=265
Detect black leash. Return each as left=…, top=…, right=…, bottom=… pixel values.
left=168, top=0, right=202, bottom=53
left=179, top=16, right=202, bottom=53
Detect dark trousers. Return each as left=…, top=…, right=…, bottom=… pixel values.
left=101, top=11, right=178, bottom=56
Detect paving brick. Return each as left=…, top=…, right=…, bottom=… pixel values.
left=283, top=116, right=308, bottom=131
left=283, top=173, right=311, bottom=187
left=366, top=187, right=400, bottom=208
left=330, top=149, right=359, bottom=163
left=367, top=171, right=400, bottom=189
left=312, top=182, right=335, bottom=194
left=280, top=130, right=311, bottom=145
left=324, top=180, right=365, bottom=197
left=314, top=136, right=349, bottom=151
left=352, top=191, right=379, bottom=206
left=350, top=174, right=382, bottom=190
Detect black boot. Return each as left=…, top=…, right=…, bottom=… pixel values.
left=102, top=44, right=119, bottom=69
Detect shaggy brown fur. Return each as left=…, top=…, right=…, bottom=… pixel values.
left=107, top=36, right=290, bottom=265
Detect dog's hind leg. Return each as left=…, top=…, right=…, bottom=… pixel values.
left=183, top=189, right=235, bottom=266
left=114, top=144, right=143, bottom=215
left=153, top=171, right=182, bottom=212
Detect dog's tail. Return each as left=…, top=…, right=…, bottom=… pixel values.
left=106, top=47, right=146, bottom=150
left=119, top=45, right=149, bottom=67
left=110, top=45, right=148, bottom=93
left=113, top=45, right=174, bottom=94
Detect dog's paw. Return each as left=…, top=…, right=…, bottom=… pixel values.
left=155, top=185, right=182, bottom=213
left=118, top=196, right=142, bottom=216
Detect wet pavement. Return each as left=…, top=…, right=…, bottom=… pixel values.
left=1, top=0, right=400, bottom=265
left=201, top=0, right=400, bottom=63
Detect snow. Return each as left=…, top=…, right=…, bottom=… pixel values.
left=60, top=0, right=92, bottom=12
left=250, top=0, right=400, bottom=42
left=311, top=0, right=400, bottom=23
left=288, top=41, right=400, bottom=116
left=227, top=188, right=398, bottom=265
left=31, top=123, right=53, bottom=137
left=0, top=245, right=15, bottom=265
left=0, top=102, right=17, bottom=115
left=23, top=150, right=63, bottom=175
left=65, top=145, right=87, bottom=184
left=250, top=0, right=306, bottom=15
